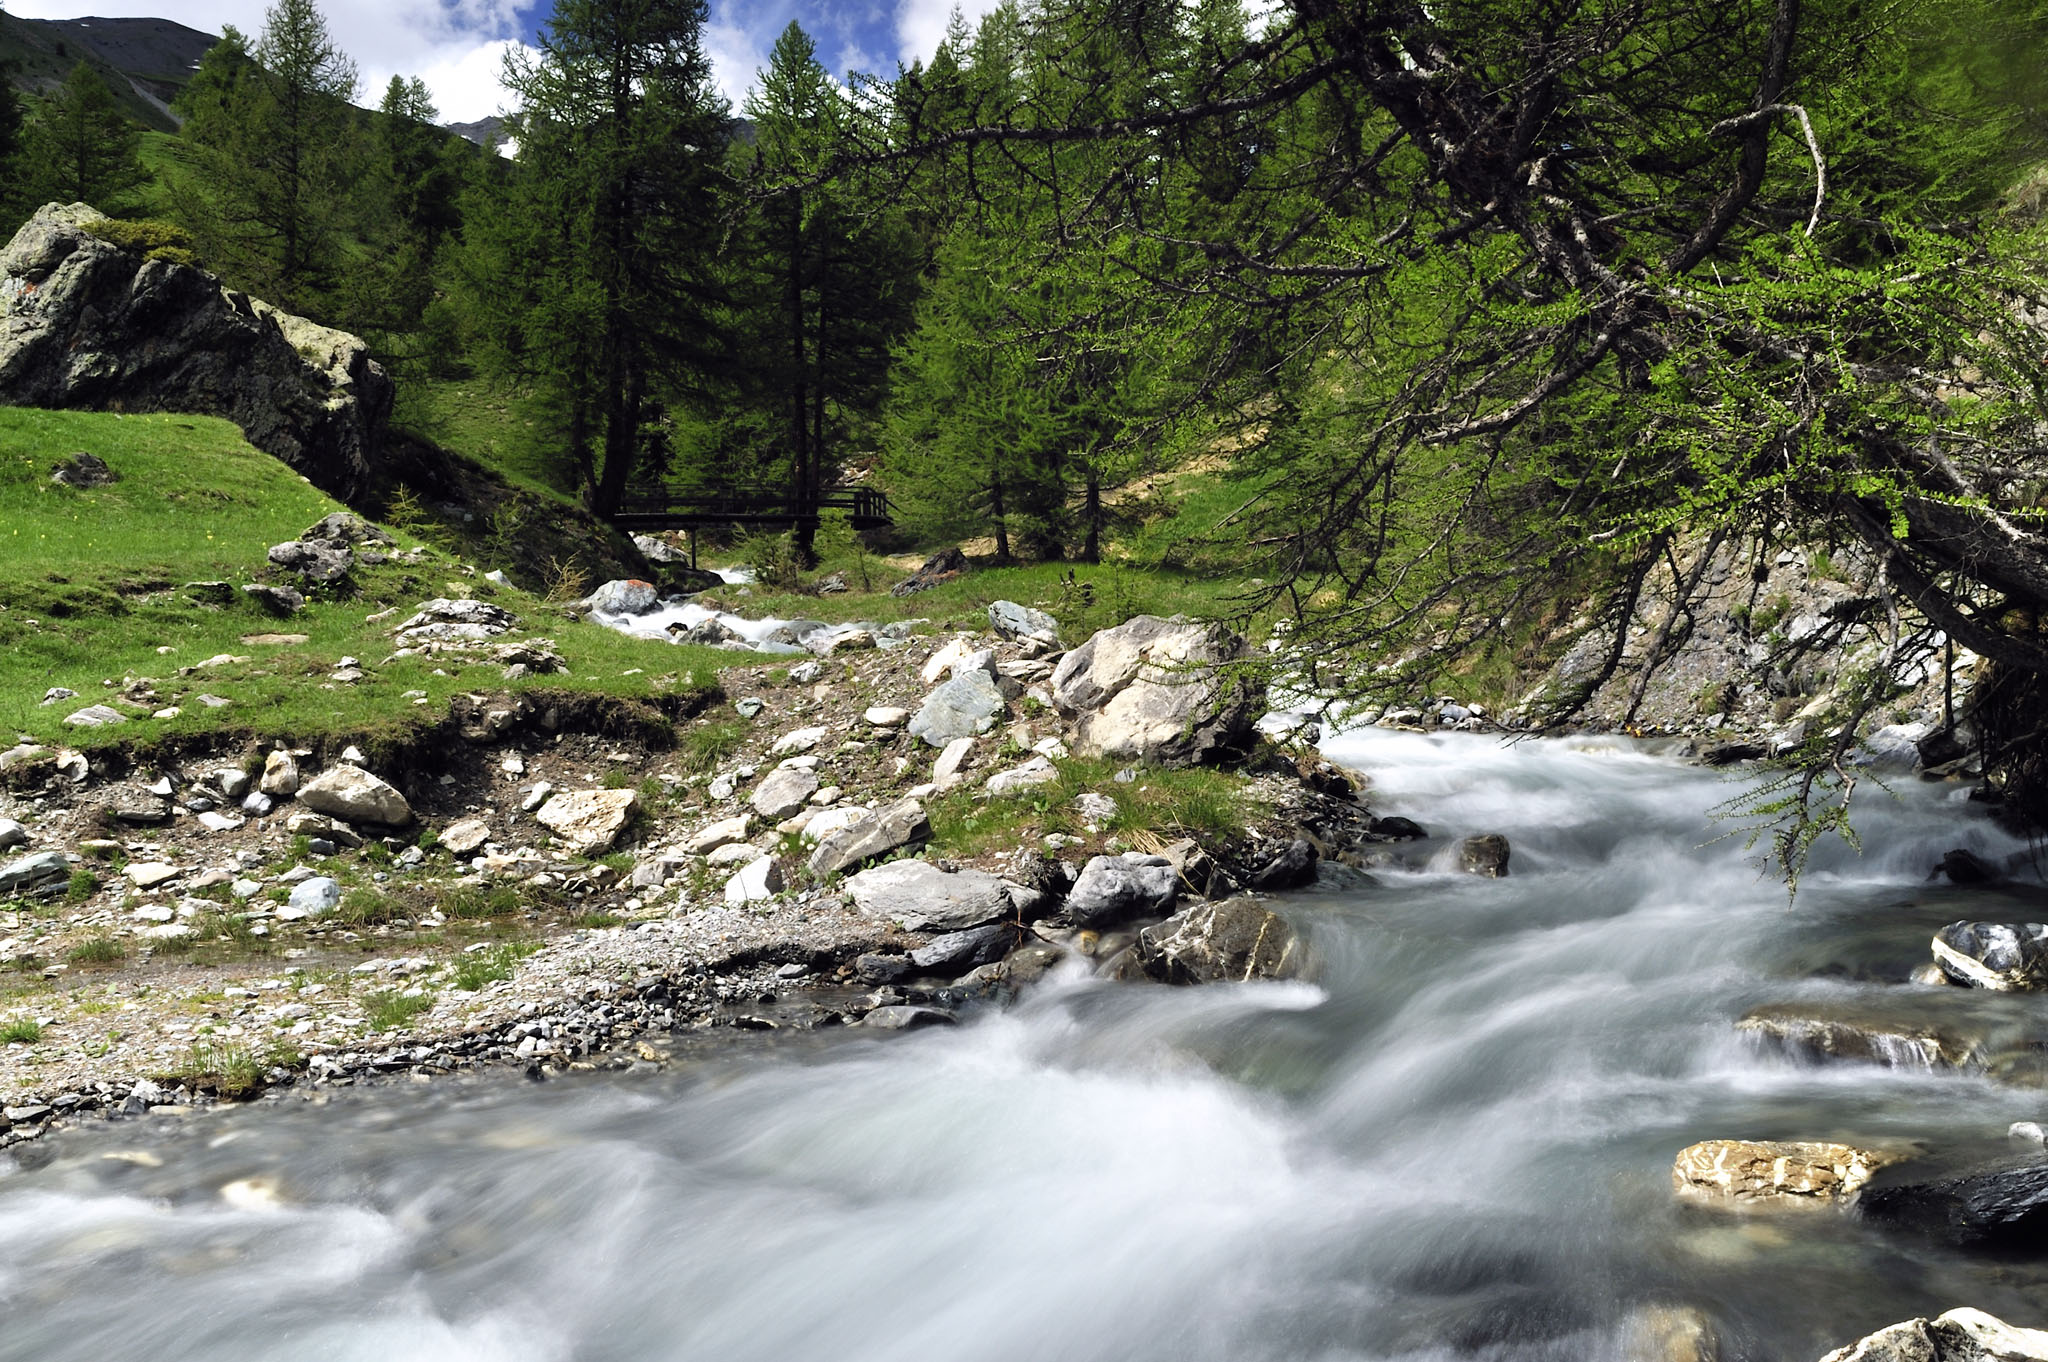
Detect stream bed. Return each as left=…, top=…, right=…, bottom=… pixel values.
left=2, top=730, right=2044, bottom=1361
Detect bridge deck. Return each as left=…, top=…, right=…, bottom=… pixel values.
left=612, top=485, right=893, bottom=533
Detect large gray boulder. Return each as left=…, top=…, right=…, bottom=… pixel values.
left=0, top=849, right=70, bottom=896
left=907, top=669, right=1006, bottom=748
left=1067, top=852, right=1178, bottom=927
left=807, top=797, right=930, bottom=878
left=0, top=203, right=391, bottom=501
left=843, top=859, right=1011, bottom=932
left=988, top=600, right=1060, bottom=646
left=1050, top=615, right=1261, bottom=766
left=1125, top=897, right=1305, bottom=984
left=1816, top=1309, right=2048, bottom=1362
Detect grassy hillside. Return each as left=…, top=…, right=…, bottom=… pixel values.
left=0, top=408, right=743, bottom=752
left=0, top=13, right=212, bottom=132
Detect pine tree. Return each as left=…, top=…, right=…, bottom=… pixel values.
left=32, top=62, right=148, bottom=212
left=481, top=0, right=733, bottom=517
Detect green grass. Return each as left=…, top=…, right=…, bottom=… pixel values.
left=66, top=933, right=123, bottom=967
left=363, top=988, right=435, bottom=1030
left=450, top=941, right=538, bottom=991
left=439, top=883, right=521, bottom=920
left=0, top=407, right=753, bottom=751
left=392, top=379, right=581, bottom=501
left=175, top=1039, right=264, bottom=1098
left=0, top=1018, right=42, bottom=1044
left=922, top=755, right=1261, bottom=859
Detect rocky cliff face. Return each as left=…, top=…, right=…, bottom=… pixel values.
left=0, top=203, right=391, bottom=502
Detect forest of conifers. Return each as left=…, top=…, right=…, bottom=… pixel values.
left=8, top=0, right=2048, bottom=832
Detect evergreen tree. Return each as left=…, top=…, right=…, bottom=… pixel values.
left=177, top=1, right=359, bottom=313
left=479, top=0, right=733, bottom=517
left=31, top=62, right=148, bottom=212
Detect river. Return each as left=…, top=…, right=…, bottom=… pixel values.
left=1, top=730, right=2042, bottom=1362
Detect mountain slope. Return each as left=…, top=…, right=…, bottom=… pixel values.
left=0, top=13, right=217, bottom=131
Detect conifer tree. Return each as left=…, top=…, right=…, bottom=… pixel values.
left=32, top=63, right=148, bottom=212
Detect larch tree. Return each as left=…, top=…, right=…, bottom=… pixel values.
left=32, top=62, right=148, bottom=213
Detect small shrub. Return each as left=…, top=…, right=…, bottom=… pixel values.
left=66, top=869, right=99, bottom=902
left=0, top=1018, right=42, bottom=1044
left=67, top=933, right=123, bottom=966
left=84, top=217, right=200, bottom=268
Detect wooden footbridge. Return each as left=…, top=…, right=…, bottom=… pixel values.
left=611, top=485, right=894, bottom=534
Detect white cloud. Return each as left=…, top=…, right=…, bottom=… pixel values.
left=894, top=0, right=1005, bottom=68
left=8, top=0, right=530, bottom=123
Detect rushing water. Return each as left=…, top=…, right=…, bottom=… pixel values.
left=4, top=731, right=2046, bottom=1362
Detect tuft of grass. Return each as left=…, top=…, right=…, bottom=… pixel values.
left=66, top=869, right=99, bottom=902
left=176, top=1039, right=263, bottom=1098
left=363, top=988, right=434, bottom=1031
left=336, top=887, right=402, bottom=926
left=681, top=720, right=747, bottom=772
left=440, top=883, right=520, bottom=920
left=569, top=911, right=622, bottom=930
left=450, top=941, right=538, bottom=990
left=67, top=933, right=124, bottom=967
left=0, top=1017, right=42, bottom=1043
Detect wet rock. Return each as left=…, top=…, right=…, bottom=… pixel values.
left=61, top=704, right=126, bottom=728
left=535, top=789, right=638, bottom=852
left=299, top=766, right=413, bottom=826
left=1371, top=815, right=1428, bottom=840
left=861, top=1004, right=956, bottom=1029
left=1816, top=1308, right=2048, bottom=1362
left=1126, top=897, right=1304, bottom=984
left=890, top=546, right=968, bottom=597
left=242, top=583, right=305, bottom=615
left=1932, top=849, right=1998, bottom=886
left=844, top=859, right=1011, bottom=932
left=988, top=600, right=1060, bottom=646
left=1067, top=852, right=1178, bottom=928
left=1670, top=1139, right=1893, bottom=1208
left=909, top=923, right=1015, bottom=975
left=908, top=670, right=1007, bottom=748
left=1454, top=834, right=1511, bottom=877
left=1051, top=615, right=1261, bottom=767
left=1860, top=1159, right=2048, bottom=1249
left=854, top=952, right=911, bottom=984
left=1737, top=1003, right=1991, bottom=1072
left=723, top=855, right=783, bottom=905
left=1931, top=922, right=2048, bottom=991
left=670, top=617, right=743, bottom=647
left=0, top=850, right=70, bottom=896
left=1620, top=1305, right=1721, bottom=1362
left=750, top=766, right=820, bottom=821
left=1159, top=838, right=1237, bottom=900
left=1250, top=838, right=1319, bottom=891
left=807, top=797, right=930, bottom=878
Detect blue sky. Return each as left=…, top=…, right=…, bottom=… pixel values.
left=9, top=0, right=1001, bottom=121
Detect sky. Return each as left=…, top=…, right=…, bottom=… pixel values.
left=6, top=0, right=1004, bottom=122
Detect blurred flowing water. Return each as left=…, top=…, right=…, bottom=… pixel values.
left=4, top=730, right=2045, bottom=1362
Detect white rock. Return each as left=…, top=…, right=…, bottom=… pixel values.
left=298, top=765, right=414, bottom=826
left=259, top=749, right=301, bottom=797
left=216, top=768, right=252, bottom=799
left=933, top=736, right=975, bottom=790
left=723, top=854, right=783, bottom=905
left=441, top=819, right=491, bottom=855
left=535, top=789, right=639, bottom=852
left=706, top=841, right=760, bottom=866
left=520, top=781, right=554, bottom=812
left=197, top=811, right=244, bottom=833
left=770, top=726, right=830, bottom=756
left=0, top=819, right=26, bottom=851
left=287, top=877, right=341, bottom=915
left=920, top=636, right=978, bottom=686
left=810, top=785, right=842, bottom=806
left=230, top=878, right=262, bottom=899
left=985, top=756, right=1059, bottom=796
left=123, top=862, right=182, bottom=889
left=750, top=766, right=820, bottom=820
left=800, top=805, right=869, bottom=845
left=684, top=815, right=754, bottom=856
left=864, top=706, right=911, bottom=727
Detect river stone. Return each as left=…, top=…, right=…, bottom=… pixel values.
left=585, top=579, right=662, bottom=615
left=0, top=203, right=391, bottom=501
left=844, top=859, right=1011, bottom=932
left=1066, top=852, right=1178, bottom=928
left=1050, top=615, right=1260, bottom=767
left=724, top=854, right=783, bottom=905
left=0, top=850, right=70, bottom=895
left=908, top=670, right=1006, bottom=748
left=685, top=815, right=754, bottom=856
left=1931, top=921, right=2048, bottom=991
left=909, top=923, right=1016, bottom=975
left=1860, top=1158, right=2048, bottom=1248
left=298, top=766, right=413, bottom=826
left=287, top=876, right=341, bottom=915
left=440, top=819, right=491, bottom=855
left=988, top=600, right=1060, bottom=646
left=864, top=706, right=911, bottom=727
left=1817, top=1308, right=2048, bottom=1362
left=1250, top=838, right=1319, bottom=890
left=1126, top=897, right=1304, bottom=985
left=862, top=1004, right=957, bottom=1030
left=808, top=797, right=931, bottom=878
left=535, top=789, right=638, bottom=851
left=1371, top=815, right=1428, bottom=840
left=1160, top=838, right=1236, bottom=900
left=1670, top=1139, right=1893, bottom=1208
left=1453, top=833, right=1511, bottom=877
left=259, top=749, right=300, bottom=797
left=750, top=766, right=820, bottom=821
left=62, top=704, right=126, bottom=728
left=1737, top=1003, right=1995, bottom=1073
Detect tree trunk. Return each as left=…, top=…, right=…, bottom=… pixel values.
left=991, top=473, right=1010, bottom=562
left=1082, top=469, right=1103, bottom=565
